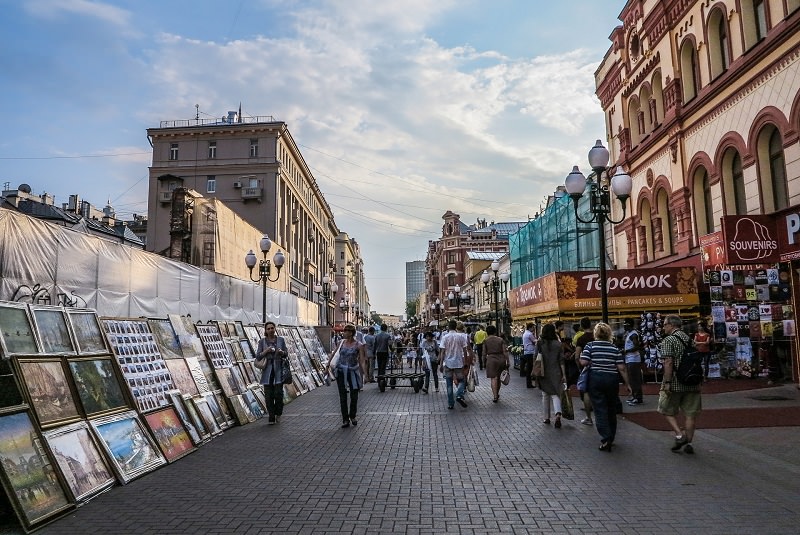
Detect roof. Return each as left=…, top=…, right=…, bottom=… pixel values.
left=469, top=221, right=527, bottom=236
left=466, top=251, right=505, bottom=261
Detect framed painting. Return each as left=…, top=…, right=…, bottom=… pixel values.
left=230, top=365, right=249, bottom=392
left=17, top=358, right=81, bottom=427
left=147, top=318, right=184, bottom=360
left=241, top=389, right=264, bottom=420
left=43, top=421, right=115, bottom=503
left=0, top=411, right=73, bottom=532
left=143, top=406, right=196, bottom=462
left=89, top=410, right=166, bottom=484
left=68, top=357, right=128, bottom=416
left=189, top=396, right=222, bottom=436
left=0, top=357, right=24, bottom=410
left=214, top=367, right=239, bottom=398
left=31, top=307, right=75, bottom=354
left=228, top=394, right=250, bottom=425
left=184, top=357, right=210, bottom=394
left=196, top=324, right=233, bottom=369
left=226, top=339, right=245, bottom=362
left=164, top=359, right=200, bottom=396
left=165, top=390, right=205, bottom=445
left=238, top=339, right=255, bottom=360
left=242, top=325, right=260, bottom=352
left=212, top=390, right=234, bottom=427
left=250, top=385, right=267, bottom=412
left=233, top=321, right=246, bottom=338
left=0, top=302, right=40, bottom=356
left=239, top=360, right=257, bottom=385
left=168, top=314, right=204, bottom=359
left=65, top=310, right=107, bottom=355
left=203, top=392, right=230, bottom=429
left=212, top=320, right=229, bottom=337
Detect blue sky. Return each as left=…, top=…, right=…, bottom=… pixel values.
left=0, top=0, right=626, bottom=315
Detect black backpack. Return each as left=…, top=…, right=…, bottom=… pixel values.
left=672, top=336, right=704, bottom=386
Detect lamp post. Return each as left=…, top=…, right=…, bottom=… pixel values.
left=564, top=140, right=632, bottom=324
left=339, top=291, right=350, bottom=324
left=313, top=274, right=338, bottom=325
left=448, top=285, right=468, bottom=320
left=481, top=260, right=510, bottom=335
left=244, top=234, right=286, bottom=323
left=430, top=298, right=444, bottom=324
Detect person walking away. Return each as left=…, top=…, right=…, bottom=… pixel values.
left=326, top=324, right=365, bottom=428
left=374, top=324, right=392, bottom=383
left=579, top=322, right=631, bottom=451
left=255, top=321, right=289, bottom=425
left=658, top=314, right=702, bottom=454
left=558, top=322, right=579, bottom=387
left=482, top=325, right=510, bottom=402
left=694, top=322, right=712, bottom=381
left=521, top=322, right=537, bottom=388
left=474, top=325, right=488, bottom=370
left=536, top=323, right=567, bottom=428
left=420, top=331, right=440, bottom=393
left=623, top=319, right=644, bottom=406
left=574, top=317, right=595, bottom=425
left=363, top=327, right=376, bottom=383
left=439, top=320, right=469, bottom=409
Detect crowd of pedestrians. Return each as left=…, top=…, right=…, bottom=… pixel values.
left=280, top=314, right=704, bottom=455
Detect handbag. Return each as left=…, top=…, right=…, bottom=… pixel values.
left=531, top=353, right=544, bottom=378
left=254, top=356, right=267, bottom=370
left=577, top=366, right=590, bottom=393
left=500, top=369, right=510, bottom=385
left=560, top=383, right=575, bottom=420
left=281, top=355, right=293, bottom=384
left=467, top=367, right=476, bottom=392
left=329, top=341, right=343, bottom=369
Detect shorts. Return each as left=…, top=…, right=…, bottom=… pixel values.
left=657, top=390, right=702, bottom=417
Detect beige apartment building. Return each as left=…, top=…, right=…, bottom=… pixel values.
left=596, top=0, right=800, bottom=270
left=146, top=111, right=340, bottom=306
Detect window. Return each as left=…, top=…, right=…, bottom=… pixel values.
left=756, top=125, right=788, bottom=213
left=446, top=251, right=456, bottom=264
left=708, top=9, right=730, bottom=79
left=340, top=251, right=345, bottom=260
left=248, top=176, right=259, bottom=188
left=638, top=198, right=654, bottom=264
left=206, top=176, right=216, bottom=194
left=693, top=167, right=715, bottom=235
left=208, top=141, right=216, bottom=159
left=754, top=0, right=767, bottom=40
left=721, top=149, right=747, bottom=215
left=655, top=189, right=674, bottom=256
left=447, top=273, right=456, bottom=287
left=169, top=143, right=178, bottom=160
left=250, top=139, right=258, bottom=158
left=202, top=242, right=214, bottom=266
left=680, top=40, right=700, bottom=102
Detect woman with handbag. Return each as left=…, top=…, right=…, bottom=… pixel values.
left=326, top=323, right=365, bottom=428
left=483, top=325, right=510, bottom=403
left=578, top=322, right=632, bottom=452
left=255, top=321, right=290, bottom=425
left=536, top=323, right=567, bottom=428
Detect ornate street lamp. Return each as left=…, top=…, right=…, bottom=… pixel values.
left=430, top=298, right=444, bottom=323
left=313, top=274, right=338, bottom=325
left=481, top=260, right=510, bottom=335
left=564, top=140, right=632, bottom=324
left=244, top=234, right=285, bottom=323
left=448, top=284, right=468, bottom=320
left=339, top=291, right=350, bottom=323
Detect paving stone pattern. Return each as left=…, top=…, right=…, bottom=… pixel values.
left=30, top=373, right=800, bottom=534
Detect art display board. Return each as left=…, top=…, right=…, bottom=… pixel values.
left=0, top=410, right=74, bottom=532
left=100, top=319, right=175, bottom=413
left=142, top=406, right=196, bottom=463
left=88, top=410, right=166, bottom=484
left=195, top=324, right=234, bottom=369
left=42, top=421, right=116, bottom=503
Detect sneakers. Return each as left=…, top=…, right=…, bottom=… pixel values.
left=683, top=443, right=694, bottom=454
left=275, top=415, right=281, bottom=424
left=671, top=436, right=689, bottom=452
left=581, top=418, right=594, bottom=426
left=626, top=399, right=643, bottom=406
left=456, top=397, right=468, bottom=408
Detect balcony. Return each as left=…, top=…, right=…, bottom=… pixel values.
left=241, top=187, right=262, bottom=201
left=159, top=191, right=174, bottom=203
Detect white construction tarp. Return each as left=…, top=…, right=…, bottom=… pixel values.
left=0, top=208, right=317, bottom=325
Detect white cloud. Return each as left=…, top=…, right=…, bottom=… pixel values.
left=23, top=0, right=131, bottom=26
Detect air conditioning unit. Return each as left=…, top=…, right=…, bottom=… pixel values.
left=233, top=181, right=242, bottom=189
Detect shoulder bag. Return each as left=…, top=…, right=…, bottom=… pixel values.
left=500, top=368, right=510, bottom=386
left=254, top=355, right=267, bottom=370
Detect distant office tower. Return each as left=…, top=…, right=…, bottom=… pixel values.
left=406, top=260, right=425, bottom=302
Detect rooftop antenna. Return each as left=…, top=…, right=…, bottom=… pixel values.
left=195, top=104, right=199, bottom=123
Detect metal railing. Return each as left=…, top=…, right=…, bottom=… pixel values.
left=159, top=115, right=278, bottom=128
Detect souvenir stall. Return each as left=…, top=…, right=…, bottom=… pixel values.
left=0, top=301, right=332, bottom=533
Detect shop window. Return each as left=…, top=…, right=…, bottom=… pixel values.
left=721, top=149, right=747, bottom=215
left=679, top=39, right=700, bottom=103
left=757, top=126, right=788, bottom=213
left=708, top=9, right=730, bottom=79
left=693, top=167, right=715, bottom=236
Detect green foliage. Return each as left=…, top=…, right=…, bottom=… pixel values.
left=405, top=300, right=417, bottom=317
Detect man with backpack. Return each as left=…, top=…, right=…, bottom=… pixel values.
left=658, top=315, right=702, bottom=454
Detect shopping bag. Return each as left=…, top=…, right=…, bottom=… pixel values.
left=531, top=354, right=544, bottom=378
left=500, top=369, right=510, bottom=385
left=560, top=383, right=574, bottom=420
left=467, top=367, right=476, bottom=392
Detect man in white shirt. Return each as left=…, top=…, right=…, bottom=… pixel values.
left=438, top=319, right=470, bottom=409
left=521, top=322, right=538, bottom=388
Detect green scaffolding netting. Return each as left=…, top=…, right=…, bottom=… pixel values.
left=509, top=192, right=602, bottom=286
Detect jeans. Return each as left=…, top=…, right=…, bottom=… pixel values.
left=376, top=352, right=389, bottom=378
left=264, top=384, right=284, bottom=419
left=626, top=362, right=643, bottom=402
left=424, top=359, right=439, bottom=391
left=588, top=372, right=621, bottom=444
left=336, top=369, right=359, bottom=421
left=521, top=353, right=534, bottom=386
left=443, top=366, right=466, bottom=407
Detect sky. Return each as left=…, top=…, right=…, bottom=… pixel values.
left=0, top=0, right=627, bottom=316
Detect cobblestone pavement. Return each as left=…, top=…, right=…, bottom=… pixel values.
left=28, top=374, right=800, bottom=534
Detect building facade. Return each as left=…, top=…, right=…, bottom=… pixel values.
left=146, top=111, right=341, bottom=309
left=405, top=260, right=425, bottom=304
